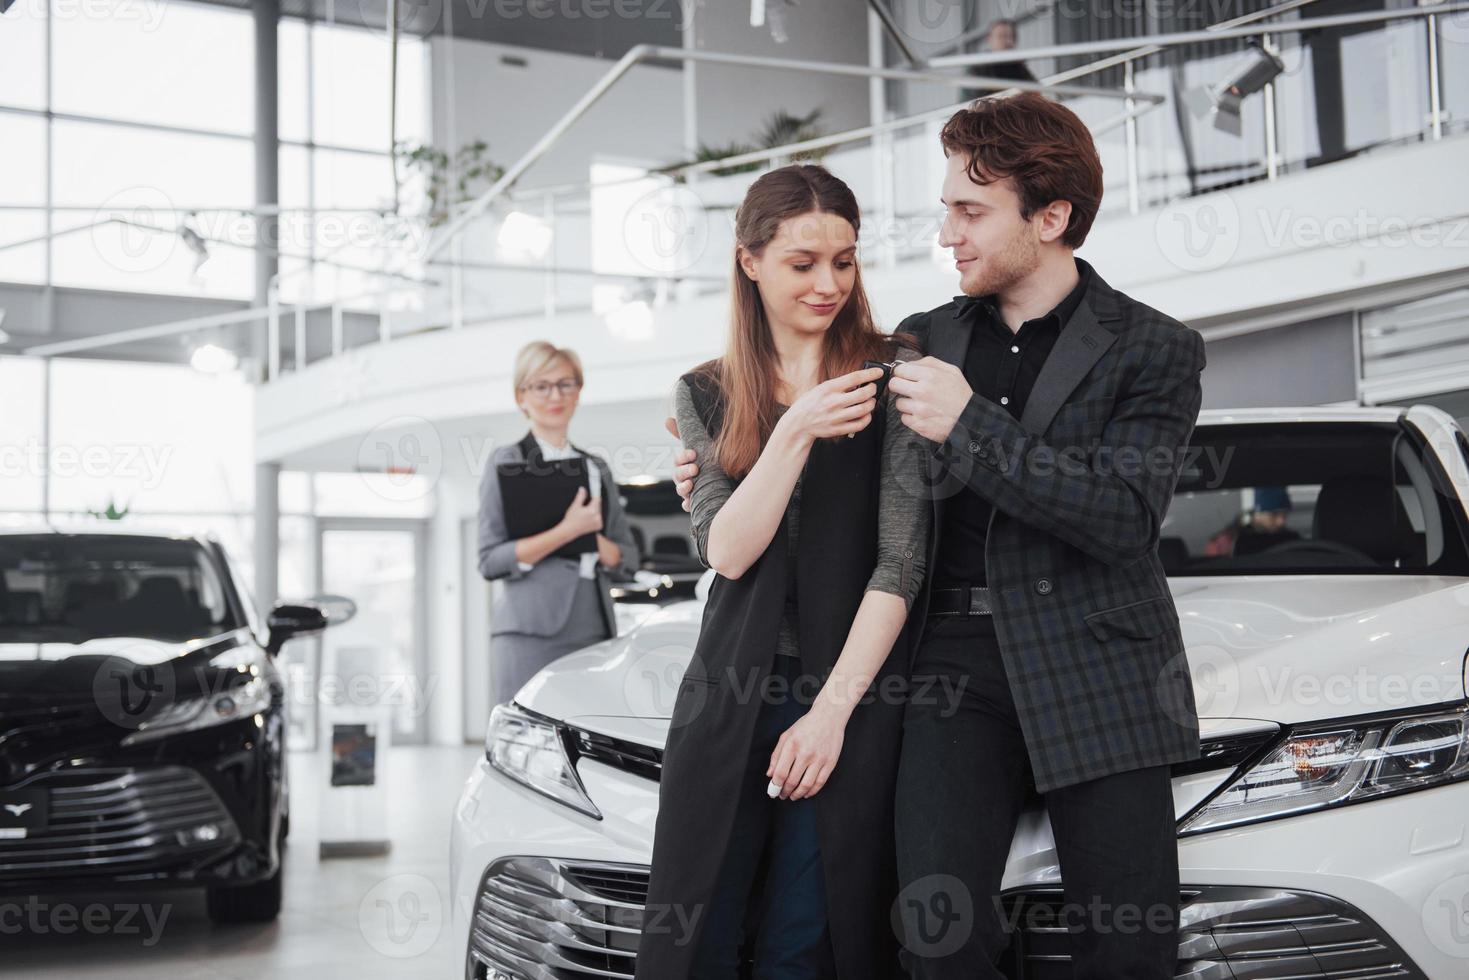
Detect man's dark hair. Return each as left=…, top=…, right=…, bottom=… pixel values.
left=939, top=91, right=1104, bottom=249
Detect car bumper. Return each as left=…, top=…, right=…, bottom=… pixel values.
left=0, top=716, right=284, bottom=891
left=451, top=757, right=1469, bottom=979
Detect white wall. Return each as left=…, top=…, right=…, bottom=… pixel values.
left=426, top=35, right=686, bottom=322
left=430, top=34, right=685, bottom=189
left=258, top=133, right=1469, bottom=480
left=689, top=0, right=871, bottom=150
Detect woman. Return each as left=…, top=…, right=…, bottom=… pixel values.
left=636, top=165, right=931, bottom=980
left=475, top=340, right=641, bottom=707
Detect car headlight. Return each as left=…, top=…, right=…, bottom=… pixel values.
left=485, top=704, right=601, bottom=820
left=120, top=675, right=274, bottom=747
left=1179, top=703, right=1469, bottom=835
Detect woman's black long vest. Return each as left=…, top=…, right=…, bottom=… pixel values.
left=634, top=369, right=908, bottom=980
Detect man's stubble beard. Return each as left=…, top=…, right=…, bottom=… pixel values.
left=960, top=224, right=1041, bottom=299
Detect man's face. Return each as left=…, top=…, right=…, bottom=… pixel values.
left=987, top=22, right=1016, bottom=50
left=937, top=151, right=1041, bottom=298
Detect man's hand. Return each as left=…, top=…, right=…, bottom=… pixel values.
left=889, top=356, right=974, bottom=444
left=665, top=416, right=699, bottom=513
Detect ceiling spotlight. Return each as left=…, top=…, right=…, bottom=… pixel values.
left=605, top=299, right=655, bottom=343
left=1185, top=43, right=1285, bottom=137
left=496, top=210, right=553, bottom=262
left=190, top=343, right=239, bottom=375
left=179, top=215, right=210, bottom=275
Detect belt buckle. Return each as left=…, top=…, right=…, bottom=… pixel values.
left=968, top=587, right=992, bottom=616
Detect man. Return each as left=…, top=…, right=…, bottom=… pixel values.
left=963, top=18, right=1036, bottom=101
left=670, top=92, right=1206, bottom=978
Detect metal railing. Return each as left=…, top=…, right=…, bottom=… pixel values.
left=21, top=0, right=1464, bottom=379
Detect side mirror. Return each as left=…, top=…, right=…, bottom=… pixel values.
left=304, top=593, right=357, bottom=627
left=265, top=594, right=356, bottom=656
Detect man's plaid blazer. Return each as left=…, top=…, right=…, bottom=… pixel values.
left=895, top=260, right=1207, bottom=793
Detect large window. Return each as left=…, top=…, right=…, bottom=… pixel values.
left=0, top=357, right=46, bottom=514
left=51, top=0, right=255, bottom=134
left=0, top=2, right=430, bottom=301
left=0, top=534, right=240, bottom=644
left=45, top=357, right=255, bottom=516
left=1164, top=422, right=1469, bottom=576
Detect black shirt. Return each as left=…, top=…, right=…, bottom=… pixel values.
left=933, top=260, right=1092, bottom=587
left=963, top=60, right=1036, bottom=101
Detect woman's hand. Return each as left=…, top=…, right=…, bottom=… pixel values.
left=767, top=702, right=848, bottom=801
left=776, top=367, right=885, bottom=445
left=595, top=532, right=622, bottom=569
left=559, top=487, right=604, bottom=539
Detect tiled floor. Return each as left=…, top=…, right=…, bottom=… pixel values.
left=0, top=745, right=484, bottom=979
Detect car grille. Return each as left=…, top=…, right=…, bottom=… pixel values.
left=467, top=869, right=1424, bottom=980
left=0, top=692, right=108, bottom=782
left=1004, top=885, right=1424, bottom=979
left=557, top=728, right=1271, bottom=789
left=566, top=729, right=661, bottom=783
left=468, top=856, right=647, bottom=980
left=0, top=766, right=240, bottom=880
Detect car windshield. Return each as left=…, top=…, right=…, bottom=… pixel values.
left=1164, top=421, right=1469, bottom=576
left=0, top=534, right=240, bottom=644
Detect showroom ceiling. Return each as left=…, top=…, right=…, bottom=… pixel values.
left=188, top=0, right=684, bottom=58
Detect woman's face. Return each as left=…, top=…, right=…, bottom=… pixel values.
left=516, top=356, right=582, bottom=430
left=739, top=209, right=858, bottom=338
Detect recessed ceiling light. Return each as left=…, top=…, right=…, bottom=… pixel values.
left=190, top=343, right=239, bottom=374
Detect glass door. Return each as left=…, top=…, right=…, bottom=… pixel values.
left=316, top=519, right=430, bottom=746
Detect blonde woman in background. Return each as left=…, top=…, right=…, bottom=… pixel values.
left=475, top=341, right=641, bottom=707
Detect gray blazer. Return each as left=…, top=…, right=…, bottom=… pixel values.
left=476, top=436, right=640, bottom=638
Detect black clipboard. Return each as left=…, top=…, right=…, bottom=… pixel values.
left=497, top=443, right=606, bottom=561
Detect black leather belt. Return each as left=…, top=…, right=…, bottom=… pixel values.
left=928, top=585, right=994, bottom=617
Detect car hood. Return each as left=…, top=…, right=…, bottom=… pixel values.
left=0, top=630, right=262, bottom=786
left=1170, top=574, right=1469, bottom=725
left=0, top=632, right=247, bottom=665
left=0, top=629, right=258, bottom=705
left=515, top=576, right=1469, bottom=745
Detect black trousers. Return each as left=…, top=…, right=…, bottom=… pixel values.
left=894, top=614, right=1180, bottom=979
left=691, top=653, right=838, bottom=980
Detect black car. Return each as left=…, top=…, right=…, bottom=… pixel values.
left=0, top=530, right=350, bottom=923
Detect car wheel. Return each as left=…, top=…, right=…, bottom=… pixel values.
left=206, top=852, right=284, bottom=924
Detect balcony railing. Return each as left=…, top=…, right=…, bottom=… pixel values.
left=21, top=1, right=1466, bottom=379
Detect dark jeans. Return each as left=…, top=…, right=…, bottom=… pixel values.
left=894, top=614, right=1180, bottom=980
left=691, top=654, right=838, bottom=980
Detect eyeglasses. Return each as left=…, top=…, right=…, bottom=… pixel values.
left=521, top=379, right=583, bottom=398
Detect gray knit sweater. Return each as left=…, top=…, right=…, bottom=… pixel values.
left=672, top=352, right=932, bottom=658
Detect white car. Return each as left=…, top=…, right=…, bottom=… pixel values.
left=451, top=405, right=1469, bottom=980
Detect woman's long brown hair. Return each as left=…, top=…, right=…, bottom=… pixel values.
left=698, top=164, right=903, bottom=479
